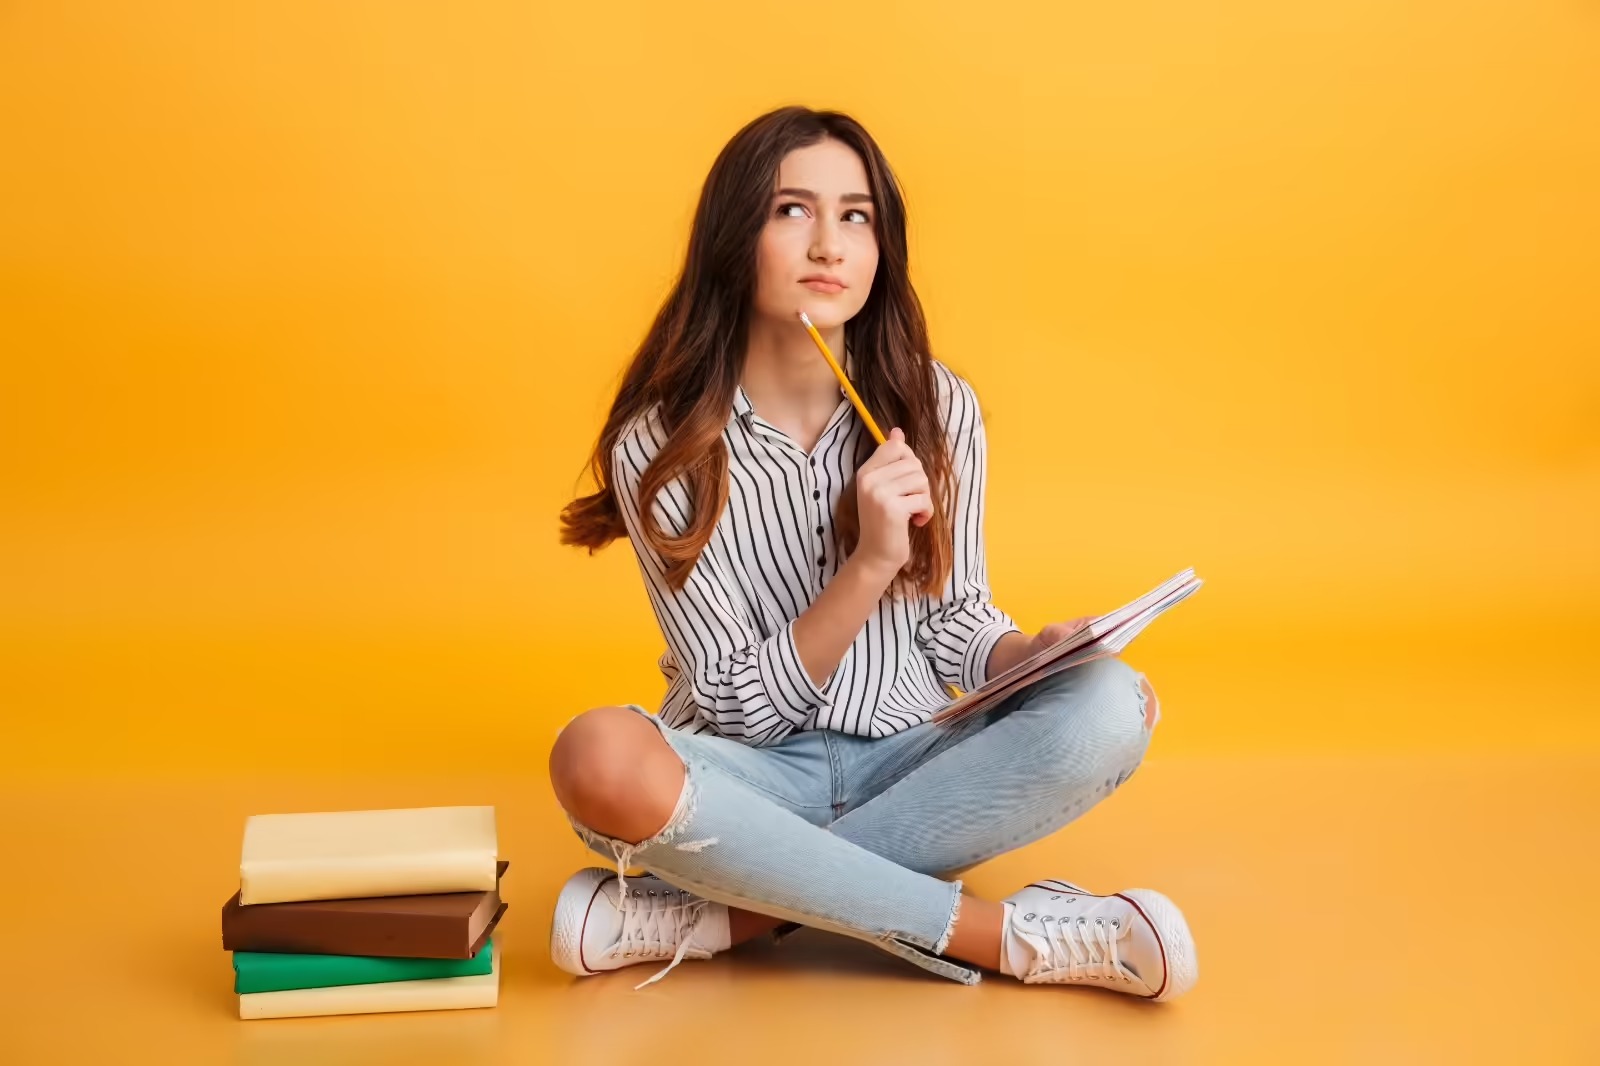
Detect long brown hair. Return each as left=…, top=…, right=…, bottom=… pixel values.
left=559, top=106, right=954, bottom=597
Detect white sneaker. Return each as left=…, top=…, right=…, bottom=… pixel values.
left=549, top=868, right=730, bottom=988
left=1001, top=878, right=1198, bottom=1001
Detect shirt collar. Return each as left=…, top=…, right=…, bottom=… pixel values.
left=730, top=383, right=756, bottom=426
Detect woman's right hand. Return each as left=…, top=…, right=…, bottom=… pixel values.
left=852, top=427, right=932, bottom=576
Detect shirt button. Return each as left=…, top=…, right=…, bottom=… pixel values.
left=817, top=555, right=826, bottom=566
left=813, top=490, right=821, bottom=500
left=816, top=525, right=824, bottom=535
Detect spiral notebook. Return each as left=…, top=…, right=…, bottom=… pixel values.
left=933, top=568, right=1204, bottom=726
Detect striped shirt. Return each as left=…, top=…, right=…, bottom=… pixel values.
left=612, top=361, right=1019, bottom=747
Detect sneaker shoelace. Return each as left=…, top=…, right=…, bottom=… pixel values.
left=613, top=882, right=710, bottom=989
left=1026, top=913, right=1129, bottom=984
left=597, top=838, right=711, bottom=989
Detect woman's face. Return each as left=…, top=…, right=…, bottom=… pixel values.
left=752, top=137, right=880, bottom=333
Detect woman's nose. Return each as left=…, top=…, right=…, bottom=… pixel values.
left=809, top=217, right=843, bottom=262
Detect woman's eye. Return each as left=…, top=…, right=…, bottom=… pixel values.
left=774, top=203, right=870, bottom=224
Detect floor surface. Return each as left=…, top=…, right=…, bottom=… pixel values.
left=5, top=752, right=1598, bottom=1064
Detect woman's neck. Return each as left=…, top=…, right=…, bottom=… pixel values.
left=740, top=314, right=847, bottom=447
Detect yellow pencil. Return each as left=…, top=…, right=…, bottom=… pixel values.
left=797, top=311, right=887, bottom=445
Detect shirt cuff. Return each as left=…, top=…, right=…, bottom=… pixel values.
left=759, top=619, right=834, bottom=727
left=961, top=617, right=1024, bottom=693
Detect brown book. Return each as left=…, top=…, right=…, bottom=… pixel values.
left=222, top=861, right=508, bottom=959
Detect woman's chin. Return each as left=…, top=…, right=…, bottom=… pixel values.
left=752, top=297, right=861, bottom=333
left=794, top=304, right=858, bottom=330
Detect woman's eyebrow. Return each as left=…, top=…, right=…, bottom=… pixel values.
left=775, top=187, right=875, bottom=205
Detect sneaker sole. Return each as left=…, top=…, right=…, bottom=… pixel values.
left=550, top=867, right=616, bottom=977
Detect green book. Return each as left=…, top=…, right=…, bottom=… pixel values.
left=233, top=938, right=494, bottom=994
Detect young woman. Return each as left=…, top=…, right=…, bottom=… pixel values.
left=549, top=106, right=1197, bottom=999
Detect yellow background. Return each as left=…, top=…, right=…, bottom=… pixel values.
left=2, top=6, right=1599, bottom=1062
left=2, top=1, right=1597, bottom=777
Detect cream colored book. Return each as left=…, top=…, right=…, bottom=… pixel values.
left=239, top=805, right=498, bottom=905
left=239, top=942, right=500, bottom=1020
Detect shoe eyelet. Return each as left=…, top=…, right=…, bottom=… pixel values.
left=1051, top=895, right=1060, bottom=900
left=623, top=951, right=633, bottom=958
left=1024, top=912, right=1036, bottom=921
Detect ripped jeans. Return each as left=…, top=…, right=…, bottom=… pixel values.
left=564, top=656, right=1159, bottom=985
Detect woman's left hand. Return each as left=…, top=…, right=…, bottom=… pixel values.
left=988, top=616, right=1097, bottom=678
left=1025, top=616, right=1096, bottom=659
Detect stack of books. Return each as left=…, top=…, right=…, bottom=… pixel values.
left=221, top=805, right=507, bottom=1020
